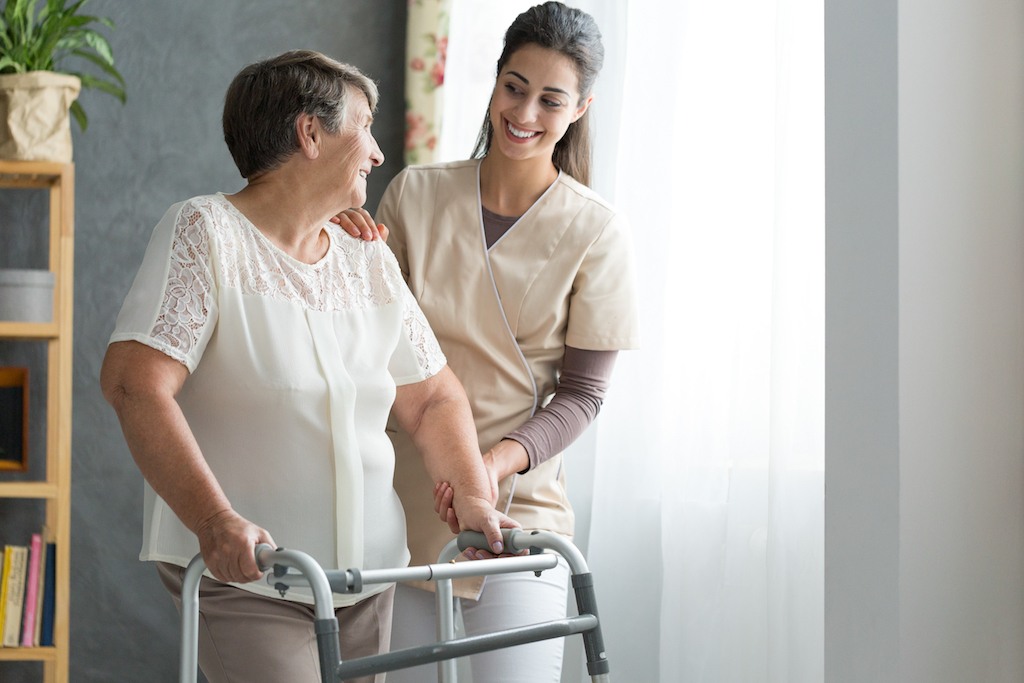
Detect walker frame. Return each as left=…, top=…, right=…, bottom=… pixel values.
left=178, top=528, right=610, bottom=682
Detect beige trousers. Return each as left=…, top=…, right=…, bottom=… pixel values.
left=158, top=562, right=394, bottom=683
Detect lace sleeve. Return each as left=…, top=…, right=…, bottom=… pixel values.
left=379, top=245, right=446, bottom=382
left=145, top=202, right=217, bottom=369
left=401, top=289, right=447, bottom=379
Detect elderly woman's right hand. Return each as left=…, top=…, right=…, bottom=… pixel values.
left=195, top=509, right=276, bottom=584
left=331, top=207, right=389, bottom=241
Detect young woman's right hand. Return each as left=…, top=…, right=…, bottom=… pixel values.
left=331, top=207, right=389, bottom=241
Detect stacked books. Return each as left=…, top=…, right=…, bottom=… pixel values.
left=0, top=527, right=55, bottom=648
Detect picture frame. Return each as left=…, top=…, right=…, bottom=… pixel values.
left=0, top=366, right=29, bottom=471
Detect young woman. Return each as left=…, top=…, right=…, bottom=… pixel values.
left=340, top=3, right=639, bottom=680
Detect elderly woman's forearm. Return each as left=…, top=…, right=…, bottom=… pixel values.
left=115, top=392, right=233, bottom=530
left=113, top=388, right=234, bottom=532
left=393, top=367, right=493, bottom=502
left=101, top=342, right=233, bottom=535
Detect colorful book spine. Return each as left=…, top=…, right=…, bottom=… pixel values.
left=32, top=529, right=49, bottom=647
left=1, top=545, right=28, bottom=646
left=0, top=547, right=10, bottom=635
left=39, top=541, right=55, bottom=647
left=20, top=533, right=42, bottom=647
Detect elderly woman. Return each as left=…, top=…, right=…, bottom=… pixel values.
left=100, top=50, right=510, bottom=683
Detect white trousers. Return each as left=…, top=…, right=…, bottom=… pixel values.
left=388, top=556, right=571, bottom=683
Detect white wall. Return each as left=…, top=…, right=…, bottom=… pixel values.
left=827, top=1, right=1024, bottom=681
left=898, top=1, right=1024, bottom=681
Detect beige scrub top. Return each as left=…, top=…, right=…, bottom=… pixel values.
left=378, top=159, right=640, bottom=598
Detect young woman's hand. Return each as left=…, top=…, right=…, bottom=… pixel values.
left=331, top=207, right=389, bottom=241
left=434, top=481, right=460, bottom=533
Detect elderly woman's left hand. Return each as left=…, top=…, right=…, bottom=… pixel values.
left=331, top=207, right=389, bottom=241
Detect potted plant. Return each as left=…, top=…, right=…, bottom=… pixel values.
left=0, top=0, right=124, bottom=162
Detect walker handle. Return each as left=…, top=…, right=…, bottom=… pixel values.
left=254, top=543, right=277, bottom=572
left=456, top=528, right=532, bottom=554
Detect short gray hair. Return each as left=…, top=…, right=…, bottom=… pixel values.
left=223, top=50, right=379, bottom=179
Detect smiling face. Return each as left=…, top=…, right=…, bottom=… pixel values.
left=323, top=89, right=384, bottom=208
left=488, top=43, right=591, bottom=166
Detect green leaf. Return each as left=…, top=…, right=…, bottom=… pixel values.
left=71, top=27, right=111, bottom=64
left=64, top=0, right=89, bottom=18
left=22, top=0, right=39, bottom=41
left=6, top=0, right=26, bottom=32
left=69, top=98, right=86, bottom=130
left=0, top=56, right=24, bottom=72
left=66, top=70, right=124, bottom=103
left=51, top=32, right=86, bottom=52
left=69, top=47, right=121, bottom=84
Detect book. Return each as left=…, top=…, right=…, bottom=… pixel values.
left=39, top=541, right=55, bottom=647
left=1, top=545, right=28, bottom=646
left=20, top=533, right=42, bottom=647
left=0, top=547, right=10, bottom=635
left=33, top=527, right=49, bottom=646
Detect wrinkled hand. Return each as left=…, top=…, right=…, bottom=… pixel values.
left=446, top=493, right=519, bottom=556
left=331, top=208, right=389, bottom=241
left=435, top=452, right=518, bottom=558
left=433, top=462, right=498, bottom=531
left=434, top=484, right=523, bottom=558
left=195, top=508, right=275, bottom=584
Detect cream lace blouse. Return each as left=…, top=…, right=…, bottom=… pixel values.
left=110, top=194, right=446, bottom=606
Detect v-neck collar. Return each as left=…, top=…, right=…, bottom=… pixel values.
left=475, top=160, right=562, bottom=253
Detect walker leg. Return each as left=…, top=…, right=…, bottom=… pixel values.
left=179, top=555, right=208, bottom=683
left=572, top=572, right=610, bottom=682
left=436, top=578, right=458, bottom=683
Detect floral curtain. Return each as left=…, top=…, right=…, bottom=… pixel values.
left=404, top=0, right=451, bottom=165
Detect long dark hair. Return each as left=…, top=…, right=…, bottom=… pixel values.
left=471, top=2, right=604, bottom=187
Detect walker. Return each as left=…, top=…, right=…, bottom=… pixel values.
left=178, top=528, right=611, bottom=682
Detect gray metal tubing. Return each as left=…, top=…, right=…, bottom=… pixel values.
left=252, top=545, right=337, bottom=621
left=269, top=554, right=557, bottom=592
left=254, top=545, right=343, bottom=683
left=335, top=614, right=599, bottom=681
left=180, top=546, right=340, bottom=683
left=435, top=539, right=460, bottom=683
left=179, top=553, right=208, bottom=683
left=449, top=530, right=609, bottom=682
left=455, top=528, right=591, bottom=575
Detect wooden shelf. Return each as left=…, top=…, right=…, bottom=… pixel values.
left=0, top=321, right=59, bottom=340
left=0, top=161, right=67, bottom=188
left=0, top=646, right=57, bottom=661
left=0, top=482, right=59, bottom=499
left=0, top=161, right=72, bottom=682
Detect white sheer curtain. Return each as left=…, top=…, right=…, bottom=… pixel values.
left=440, top=2, right=824, bottom=681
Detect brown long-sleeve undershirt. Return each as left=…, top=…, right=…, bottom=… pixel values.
left=482, top=206, right=618, bottom=473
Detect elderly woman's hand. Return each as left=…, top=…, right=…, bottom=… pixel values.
left=434, top=482, right=526, bottom=560
left=195, top=508, right=276, bottom=584
left=331, top=207, right=389, bottom=241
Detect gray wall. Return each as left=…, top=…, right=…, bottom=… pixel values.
left=824, top=0, right=901, bottom=680
left=898, top=0, right=1024, bottom=680
left=0, top=1, right=407, bottom=680
left=826, top=1, right=1024, bottom=682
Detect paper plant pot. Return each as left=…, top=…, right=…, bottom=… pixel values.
left=0, top=71, right=80, bottom=163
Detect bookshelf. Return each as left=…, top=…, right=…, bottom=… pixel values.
left=0, top=160, right=73, bottom=682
